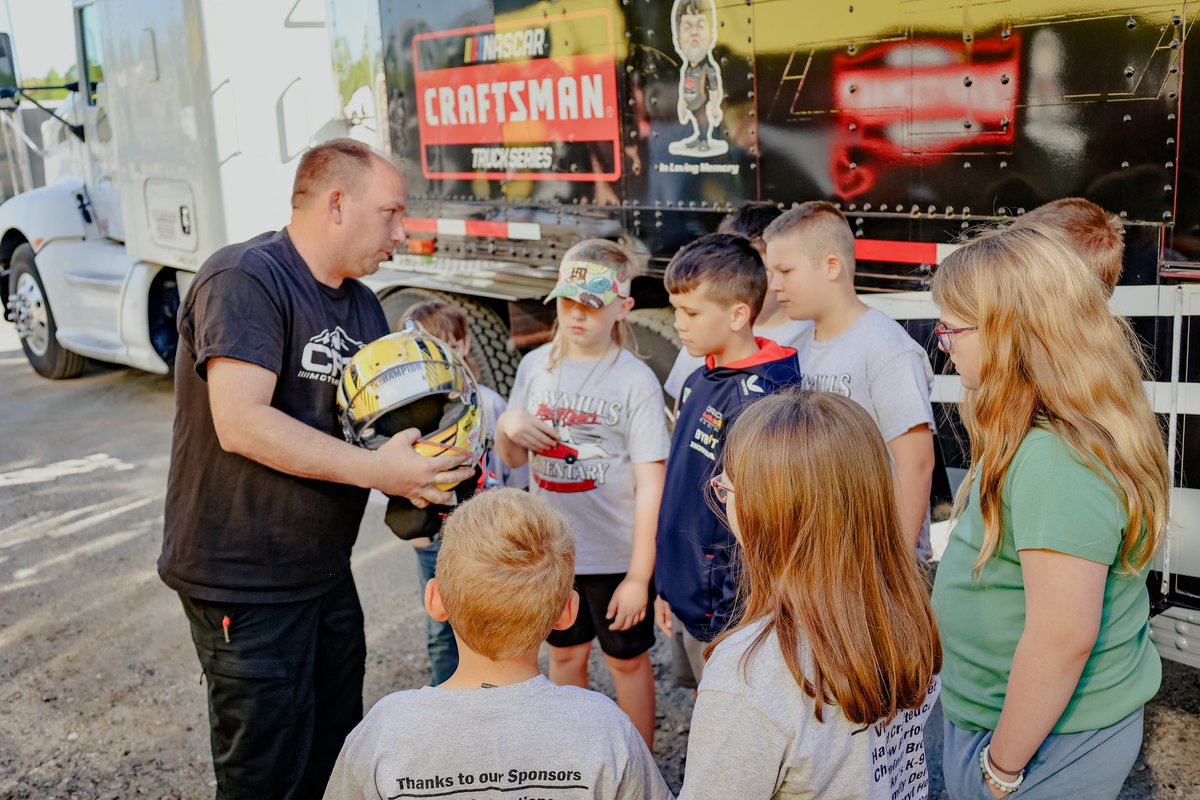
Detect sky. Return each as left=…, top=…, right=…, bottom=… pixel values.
left=0, top=0, right=75, bottom=80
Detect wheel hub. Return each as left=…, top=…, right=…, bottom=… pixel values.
left=7, top=272, right=50, bottom=357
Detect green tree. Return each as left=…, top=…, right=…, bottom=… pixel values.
left=24, top=67, right=70, bottom=100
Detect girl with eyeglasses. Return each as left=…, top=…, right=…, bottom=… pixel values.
left=677, top=388, right=942, bottom=799
left=930, top=221, right=1168, bottom=799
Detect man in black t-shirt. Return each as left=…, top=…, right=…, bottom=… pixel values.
left=160, top=139, right=473, bottom=799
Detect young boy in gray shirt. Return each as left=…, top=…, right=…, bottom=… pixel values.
left=323, top=489, right=672, bottom=800
left=764, top=203, right=936, bottom=559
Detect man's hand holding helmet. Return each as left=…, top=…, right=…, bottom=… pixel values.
left=372, top=429, right=473, bottom=508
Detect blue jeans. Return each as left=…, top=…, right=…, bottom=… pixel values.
left=414, top=541, right=458, bottom=685
left=942, top=707, right=1144, bottom=799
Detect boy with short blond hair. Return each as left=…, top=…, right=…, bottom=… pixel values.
left=324, top=489, right=671, bottom=800
left=764, top=201, right=935, bottom=558
left=654, top=233, right=801, bottom=683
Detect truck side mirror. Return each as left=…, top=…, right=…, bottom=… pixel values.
left=0, top=33, right=17, bottom=110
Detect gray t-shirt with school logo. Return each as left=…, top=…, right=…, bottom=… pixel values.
left=793, top=308, right=935, bottom=558
left=324, top=675, right=673, bottom=800
left=677, top=619, right=940, bottom=800
left=508, top=345, right=671, bottom=574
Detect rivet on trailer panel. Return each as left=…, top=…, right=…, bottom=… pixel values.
left=1165, top=185, right=1173, bottom=193
left=1124, top=114, right=1133, bottom=123
left=1169, top=113, right=1177, bottom=121
left=1001, top=74, right=1010, bottom=85
left=847, top=203, right=857, bottom=210
left=1120, top=210, right=1128, bottom=218
left=945, top=206, right=954, bottom=217
left=1164, top=211, right=1173, bottom=220
left=855, top=217, right=864, bottom=226
left=963, top=76, right=973, bottom=86
left=1127, top=17, right=1137, bottom=28
left=928, top=205, right=936, bottom=214
left=1168, top=137, right=1176, bottom=145
left=1171, top=39, right=1180, bottom=49
left=964, top=33, right=973, bottom=43
left=1167, top=161, right=1175, bottom=169
left=862, top=203, right=872, bottom=211
left=855, top=228, right=864, bottom=237
left=879, top=204, right=889, bottom=212
left=1124, top=66, right=1135, bottom=78
left=1000, top=161, right=1008, bottom=169
left=1173, top=15, right=1181, bottom=25
left=1122, top=161, right=1130, bottom=169
left=1017, top=207, right=1026, bottom=215
left=963, top=161, right=972, bottom=169
left=910, top=205, right=921, bottom=216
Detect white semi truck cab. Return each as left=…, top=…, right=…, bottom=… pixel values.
left=0, top=0, right=344, bottom=378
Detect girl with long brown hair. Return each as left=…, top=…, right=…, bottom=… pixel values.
left=931, top=221, right=1168, bottom=799
left=676, top=388, right=942, bottom=799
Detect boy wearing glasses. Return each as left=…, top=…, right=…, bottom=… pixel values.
left=654, top=233, right=801, bottom=683
left=764, top=202, right=936, bottom=559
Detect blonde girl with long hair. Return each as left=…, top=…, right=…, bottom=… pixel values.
left=930, top=221, right=1168, bottom=799
left=495, top=239, right=669, bottom=749
left=676, top=388, right=942, bottom=800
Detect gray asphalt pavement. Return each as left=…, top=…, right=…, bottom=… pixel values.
left=0, top=323, right=1196, bottom=798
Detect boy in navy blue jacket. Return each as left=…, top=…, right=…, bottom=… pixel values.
left=653, top=233, right=801, bottom=684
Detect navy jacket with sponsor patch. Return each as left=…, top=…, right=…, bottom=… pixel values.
left=655, top=338, right=801, bottom=641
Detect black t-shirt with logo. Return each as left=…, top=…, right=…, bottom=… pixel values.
left=159, top=229, right=389, bottom=603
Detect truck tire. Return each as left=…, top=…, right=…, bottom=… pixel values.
left=626, top=308, right=680, bottom=420
left=7, top=244, right=86, bottom=379
left=626, top=307, right=680, bottom=383
left=379, top=287, right=519, bottom=395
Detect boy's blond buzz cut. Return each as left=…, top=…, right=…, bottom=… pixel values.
left=436, top=488, right=575, bottom=660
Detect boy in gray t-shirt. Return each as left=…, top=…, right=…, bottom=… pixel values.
left=323, top=489, right=671, bottom=800
left=764, top=203, right=936, bottom=558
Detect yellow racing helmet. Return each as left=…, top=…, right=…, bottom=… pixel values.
left=337, top=322, right=485, bottom=489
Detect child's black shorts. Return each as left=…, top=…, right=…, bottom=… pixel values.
left=546, top=573, right=657, bottom=660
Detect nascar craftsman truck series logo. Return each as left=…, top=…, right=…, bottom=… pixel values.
left=412, top=10, right=621, bottom=182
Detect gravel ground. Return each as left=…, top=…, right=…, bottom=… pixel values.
left=0, top=326, right=1197, bottom=798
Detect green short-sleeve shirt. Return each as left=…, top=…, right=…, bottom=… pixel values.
left=932, top=427, right=1161, bottom=733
